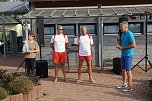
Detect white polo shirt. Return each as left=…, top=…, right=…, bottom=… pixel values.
left=77, top=34, right=93, bottom=56
left=51, top=34, right=68, bottom=52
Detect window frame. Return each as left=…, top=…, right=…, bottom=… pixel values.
left=103, top=23, right=119, bottom=35
left=147, top=22, right=152, bottom=34
left=44, top=24, right=56, bottom=35
left=78, top=23, right=97, bottom=35
left=103, top=22, right=143, bottom=35
left=60, top=24, right=76, bottom=36
left=128, top=22, right=143, bottom=34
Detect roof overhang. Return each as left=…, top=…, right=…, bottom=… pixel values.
left=0, top=1, right=29, bottom=25
left=23, top=4, right=152, bottom=19
left=0, top=1, right=29, bottom=14
left=0, top=15, right=19, bottom=25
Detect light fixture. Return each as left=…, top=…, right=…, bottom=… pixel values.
left=140, top=15, right=145, bottom=20
left=130, top=16, right=136, bottom=20
left=119, top=16, right=128, bottom=23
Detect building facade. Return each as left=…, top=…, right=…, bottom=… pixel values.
left=27, top=0, right=152, bottom=67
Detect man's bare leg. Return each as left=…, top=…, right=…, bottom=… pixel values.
left=86, top=60, right=95, bottom=83
left=127, top=70, right=132, bottom=88
left=122, top=69, right=127, bottom=86
left=54, top=63, right=59, bottom=83
left=61, top=62, right=66, bottom=81
left=77, top=60, right=83, bottom=83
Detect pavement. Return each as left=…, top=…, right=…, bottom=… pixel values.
left=0, top=54, right=152, bottom=101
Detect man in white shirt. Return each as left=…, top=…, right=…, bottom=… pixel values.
left=50, top=25, right=68, bottom=83
left=76, top=26, right=95, bottom=83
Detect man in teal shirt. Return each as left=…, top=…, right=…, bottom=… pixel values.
left=116, top=21, right=136, bottom=92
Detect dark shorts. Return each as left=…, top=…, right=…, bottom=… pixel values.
left=121, top=56, right=133, bottom=71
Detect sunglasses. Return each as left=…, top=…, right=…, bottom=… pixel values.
left=59, top=29, right=64, bottom=30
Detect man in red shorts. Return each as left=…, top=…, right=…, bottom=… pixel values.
left=76, top=26, right=95, bottom=83
left=50, top=25, right=68, bottom=83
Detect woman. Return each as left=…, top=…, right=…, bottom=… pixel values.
left=24, top=32, right=39, bottom=75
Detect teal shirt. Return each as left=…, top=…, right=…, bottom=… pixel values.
left=121, top=30, right=135, bottom=56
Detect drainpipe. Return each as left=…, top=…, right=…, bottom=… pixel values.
left=98, top=17, right=103, bottom=68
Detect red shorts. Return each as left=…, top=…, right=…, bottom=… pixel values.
left=53, top=52, right=67, bottom=63
left=79, top=55, right=92, bottom=61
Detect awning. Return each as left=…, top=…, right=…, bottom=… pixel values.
left=24, top=4, right=152, bottom=18
left=0, top=1, right=29, bottom=25
left=0, top=15, right=19, bottom=25
left=0, top=1, right=29, bottom=14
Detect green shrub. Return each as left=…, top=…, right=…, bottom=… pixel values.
left=10, top=76, right=34, bottom=94
left=28, top=75, right=40, bottom=86
left=13, top=72, right=25, bottom=77
left=0, top=87, right=8, bottom=100
left=2, top=72, right=14, bottom=83
left=0, top=69, right=7, bottom=79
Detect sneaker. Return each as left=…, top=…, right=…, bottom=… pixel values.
left=116, top=85, right=127, bottom=89
left=122, top=87, right=133, bottom=92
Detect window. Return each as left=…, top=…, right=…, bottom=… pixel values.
left=44, top=24, right=55, bottom=35
left=104, top=22, right=143, bottom=35
left=128, top=22, right=143, bottom=34
left=61, top=24, right=76, bottom=35
left=103, top=23, right=119, bottom=34
left=78, top=23, right=97, bottom=35
left=147, top=23, right=152, bottom=33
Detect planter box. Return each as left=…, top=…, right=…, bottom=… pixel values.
left=1, top=96, right=10, bottom=101
left=1, top=85, right=43, bottom=101
left=10, top=93, right=23, bottom=101
left=36, top=84, right=43, bottom=99
left=1, top=93, right=23, bottom=101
